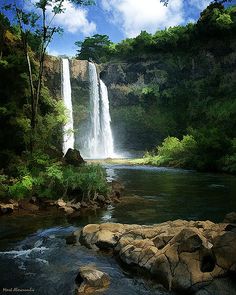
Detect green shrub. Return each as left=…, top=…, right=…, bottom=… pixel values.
left=0, top=174, right=8, bottom=198
left=8, top=175, right=33, bottom=200
left=144, top=134, right=197, bottom=168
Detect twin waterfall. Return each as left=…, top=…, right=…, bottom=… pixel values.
left=88, top=62, right=114, bottom=158
left=61, top=58, right=115, bottom=159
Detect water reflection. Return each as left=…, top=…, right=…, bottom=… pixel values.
left=103, top=164, right=236, bottom=224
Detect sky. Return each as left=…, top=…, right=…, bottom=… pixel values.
left=2, top=0, right=236, bottom=56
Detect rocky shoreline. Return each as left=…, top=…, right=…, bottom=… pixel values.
left=74, top=213, right=236, bottom=295
left=0, top=180, right=124, bottom=217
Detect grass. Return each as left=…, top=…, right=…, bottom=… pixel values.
left=87, top=158, right=149, bottom=165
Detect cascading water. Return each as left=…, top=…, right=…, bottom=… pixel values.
left=100, top=79, right=114, bottom=157
left=88, top=62, right=101, bottom=157
left=87, top=62, right=115, bottom=159
left=61, top=58, right=74, bottom=155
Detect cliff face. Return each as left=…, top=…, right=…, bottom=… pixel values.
left=70, top=59, right=88, bottom=81
left=99, top=35, right=236, bottom=150
left=44, top=55, right=61, bottom=99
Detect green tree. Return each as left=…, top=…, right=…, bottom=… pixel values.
left=75, top=34, right=113, bottom=63
left=2, top=0, right=94, bottom=152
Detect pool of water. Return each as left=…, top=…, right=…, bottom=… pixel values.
left=0, top=164, right=236, bottom=295
left=104, top=164, right=236, bottom=224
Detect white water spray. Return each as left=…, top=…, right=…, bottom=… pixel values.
left=87, top=62, right=115, bottom=158
left=61, top=58, right=74, bottom=154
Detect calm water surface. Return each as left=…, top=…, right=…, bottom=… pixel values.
left=105, top=164, right=236, bottom=224
left=0, top=164, right=236, bottom=295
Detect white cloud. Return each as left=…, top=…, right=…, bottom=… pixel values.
left=48, top=0, right=96, bottom=35
left=49, top=1, right=96, bottom=35
left=47, top=48, right=60, bottom=56
left=101, top=0, right=185, bottom=37
left=27, top=0, right=96, bottom=35
left=189, top=0, right=211, bottom=11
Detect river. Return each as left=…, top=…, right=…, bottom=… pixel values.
left=0, top=165, right=236, bottom=295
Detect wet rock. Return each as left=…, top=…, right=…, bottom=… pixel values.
left=29, top=196, right=37, bottom=204
left=66, top=233, right=77, bottom=245
left=75, top=265, right=110, bottom=295
left=8, top=199, right=19, bottom=208
left=41, top=199, right=56, bottom=207
left=224, top=212, right=236, bottom=224
left=97, top=195, right=106, bottom=203
left=56, top=198, right=67, bottom=208
left=95, top=230, right=118, bottom=249
left=79, top=224, right=100, bottom=249
left=213, top=231, right=236, bottom=271
left=64, top=148, right=85, bottom=167
left=19, top=200, right=39, bottom=212
left=194, top=278, right=236, bottom=295
left=69, top=202, right=81, bottom=210
left=0, top=203, right=14, bottom=215
left=79, top=219, right=235, bottom=293
left=111, top=180, right=124, bottom=198
left=59, top=206, right=74, bottom=215
left=81, top=201, right=88, bottom=208
left=55, top=198, right=76, bottom=215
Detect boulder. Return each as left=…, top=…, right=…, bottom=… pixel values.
left=8, top=199, right=19, bottom=209
left=19, top=200, right=39, bottom=212
left=94, top=229, right=118, bottom=249
left=78, top=219, right=236, bottom=293
left=0, top=203, right=14, bottom=215
left=59, top=206, right=74, bottom=215
left=111, top=180, right=124, bottom=198
left=213, top=231, right=236, bottom=271
left=69, top=202, right=81, bottom=210
left=64, top=148, right=85, bottom=166
left=97, top=195, right=106, bottom=203
left=75, top=265, right=110, bottom=295
left=56, top=199, right=67, bottom=208
left=224, top=212, right=236, bottom=224
left=55, top=198, right=76, bottom=215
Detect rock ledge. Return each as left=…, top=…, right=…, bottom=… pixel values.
left=79, top=219, right=236, bottom=294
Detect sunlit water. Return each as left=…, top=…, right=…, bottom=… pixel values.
left=1, top=165, right=236, bottom=294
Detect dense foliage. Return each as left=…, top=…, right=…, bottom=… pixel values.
left=76, top=3, right=236, bottom=173
left=0, top=8, right=108, bottom=201
left=0, top=154, right=108, bottom=201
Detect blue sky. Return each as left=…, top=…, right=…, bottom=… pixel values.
left=2, top=0, right=236, bottom=56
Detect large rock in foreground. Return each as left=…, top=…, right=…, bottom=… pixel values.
left=79, top=220, right=236, bottom=294
left=75, top=265, right=110, bottom=294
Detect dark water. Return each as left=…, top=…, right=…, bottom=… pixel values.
left=105, top=164, right=236, bottom=224
left=0, top=165, right=236, bottom=295
left=0, top=214, right=172, bottom=295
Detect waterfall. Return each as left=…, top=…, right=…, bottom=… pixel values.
left=61, top=58, right=74, bottom=155
left=87, top=62, right=115, bottom=159
left=100, top=79, right=114, bottom=157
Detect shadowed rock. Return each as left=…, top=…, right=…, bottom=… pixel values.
left=64, top=148, right=85, bottom=166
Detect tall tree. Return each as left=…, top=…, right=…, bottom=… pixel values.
left=75, top=34, right=113, bottom=63
left=2, top=0, right=94, bottom=152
